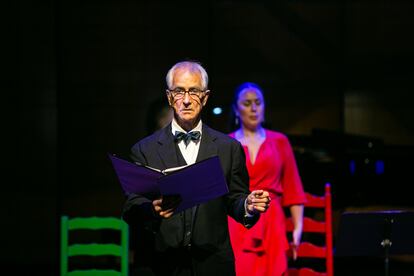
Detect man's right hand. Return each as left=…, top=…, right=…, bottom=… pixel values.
left=246, top=190, right=271, bottom=215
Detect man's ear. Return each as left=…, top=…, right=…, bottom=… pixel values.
left=166, top=91, right=173, bottom=106
left=201, top=90, right=210, bottom=106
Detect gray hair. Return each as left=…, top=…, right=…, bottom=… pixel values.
left=166, top=61, right=209, bottom=90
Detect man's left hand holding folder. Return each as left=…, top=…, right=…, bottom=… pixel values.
left=153, top=195, right=182, bottom=218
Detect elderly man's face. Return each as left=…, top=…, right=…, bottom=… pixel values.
left=167, top=69, right=209, bottom=131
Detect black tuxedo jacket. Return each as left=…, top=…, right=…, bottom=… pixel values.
left=122, top=123, right=259, bottom=276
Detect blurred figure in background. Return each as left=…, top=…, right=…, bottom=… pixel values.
left=228, top=82, right=306, bottom=276
left=146, top=97, right=174, bottom=134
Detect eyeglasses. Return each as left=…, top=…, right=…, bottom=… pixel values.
left=166, top=88, right=209, bottom=99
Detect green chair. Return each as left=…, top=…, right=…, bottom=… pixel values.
left=61, top=216, right=129, bottom=276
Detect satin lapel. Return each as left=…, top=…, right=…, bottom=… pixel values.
left=157, top=125, right=180, bottom=169
left=196, top=124, right=218, bottom=162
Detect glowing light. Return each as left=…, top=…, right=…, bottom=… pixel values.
left=212, top=107, right=222, bottom=115
left=375, top=160, right=385, bottom=175
left=349, top=160, right=356, bottom=175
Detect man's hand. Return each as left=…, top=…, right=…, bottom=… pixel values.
left=152, top=197, right=178, bottom=218
left=246, top=190, right=271, bottom=215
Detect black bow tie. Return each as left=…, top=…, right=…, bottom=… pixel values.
left=174, top=131, right=201, bottom=146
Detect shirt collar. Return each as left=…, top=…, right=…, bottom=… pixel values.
left=171, top=118, right=203, bottom=135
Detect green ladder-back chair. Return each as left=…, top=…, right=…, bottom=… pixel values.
left=61, top=216, right=129, bottom=276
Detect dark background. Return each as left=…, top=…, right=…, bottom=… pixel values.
left=5, top=0, right=414, bottom=275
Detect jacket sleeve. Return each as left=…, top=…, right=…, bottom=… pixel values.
left=121, top=142, right=160, bottom=228
left=226, top=141, right=260, bottom=228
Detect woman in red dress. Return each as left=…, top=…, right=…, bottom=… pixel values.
left=228, top=82, right=306, bottom=276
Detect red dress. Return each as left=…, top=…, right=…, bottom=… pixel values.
left=228, top=129, right=306, bottom=276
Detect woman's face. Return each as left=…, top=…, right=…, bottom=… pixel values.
left=235, top=88, right=265, bottom=131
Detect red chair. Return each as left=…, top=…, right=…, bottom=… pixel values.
left=286, top=183, right=333, bottom=276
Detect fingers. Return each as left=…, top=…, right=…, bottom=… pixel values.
left=252, top=190, right=270, bottom=201
left=252, top=203, right=268, bottom=212
left=250, top=190, right=270, bottom=199
left=292, top=247, right=298, bottom=260
left=291, top=242, right=299, bottom=260
left=153, top=199, right=163, bottom=212
left=153, top=198, right=175, bottom=218
left=251, top=190, right=265, bottom=198
left=251, top=190, right=271, bottom=203
left=159, top=208, right=174, bottom=218
left=248, top=190, right=271, bottom=213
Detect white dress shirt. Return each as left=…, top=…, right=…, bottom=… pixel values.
left=171, top=118, right=253, bottom=216
left=171, top=118, right=202, bottom=165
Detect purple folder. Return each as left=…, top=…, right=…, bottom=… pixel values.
left=109, top=154, right=229, bottom=213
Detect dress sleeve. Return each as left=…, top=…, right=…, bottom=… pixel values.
left=279, top=135, right=307, bottom=206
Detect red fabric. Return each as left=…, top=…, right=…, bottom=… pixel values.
left=228, top=130, right=306, bottom=276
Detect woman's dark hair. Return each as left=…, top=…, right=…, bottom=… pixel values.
left=231, top=82, right=264, bottom=109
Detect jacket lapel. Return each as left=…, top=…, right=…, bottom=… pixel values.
left=196, top=124, right=219, bottom=162
left=156, top=124, right=180, bottom=170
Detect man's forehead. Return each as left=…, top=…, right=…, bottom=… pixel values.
left=173, top=70, right=202, bottom=85
left=174, top=67, right=200, bottom=76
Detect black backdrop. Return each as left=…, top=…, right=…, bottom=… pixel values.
left=5, top=1, right=414, bottom=275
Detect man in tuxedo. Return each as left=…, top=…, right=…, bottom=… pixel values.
left=122, top=61, right=270, bottom=276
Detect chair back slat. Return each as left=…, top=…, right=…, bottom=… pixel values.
left=68, top=217, right=125, bottom=230
left=297, top=242, right=326, bottom=258
left=286, top=217, right=326, bottom=233
left=67, top=269, right=122, bottom=276
left=68, top=244, right=122, bottom=257
left=305, top=193, right=325, bottom=208
left=288, top=267, right=327, bottom=276
left=61, top=216, right=129, bottom=276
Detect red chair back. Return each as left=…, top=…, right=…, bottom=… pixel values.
left=286, top=183, right=334, bottom=276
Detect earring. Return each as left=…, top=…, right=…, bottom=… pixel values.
left=235, top=116, right=239, bottom=126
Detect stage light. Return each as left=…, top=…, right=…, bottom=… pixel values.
left=375, top=160, right=385, bottom=175
left=212, top=107, right=222, bottom=115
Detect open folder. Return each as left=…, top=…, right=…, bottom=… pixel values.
left=109, top=154, right=229, bottom=213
